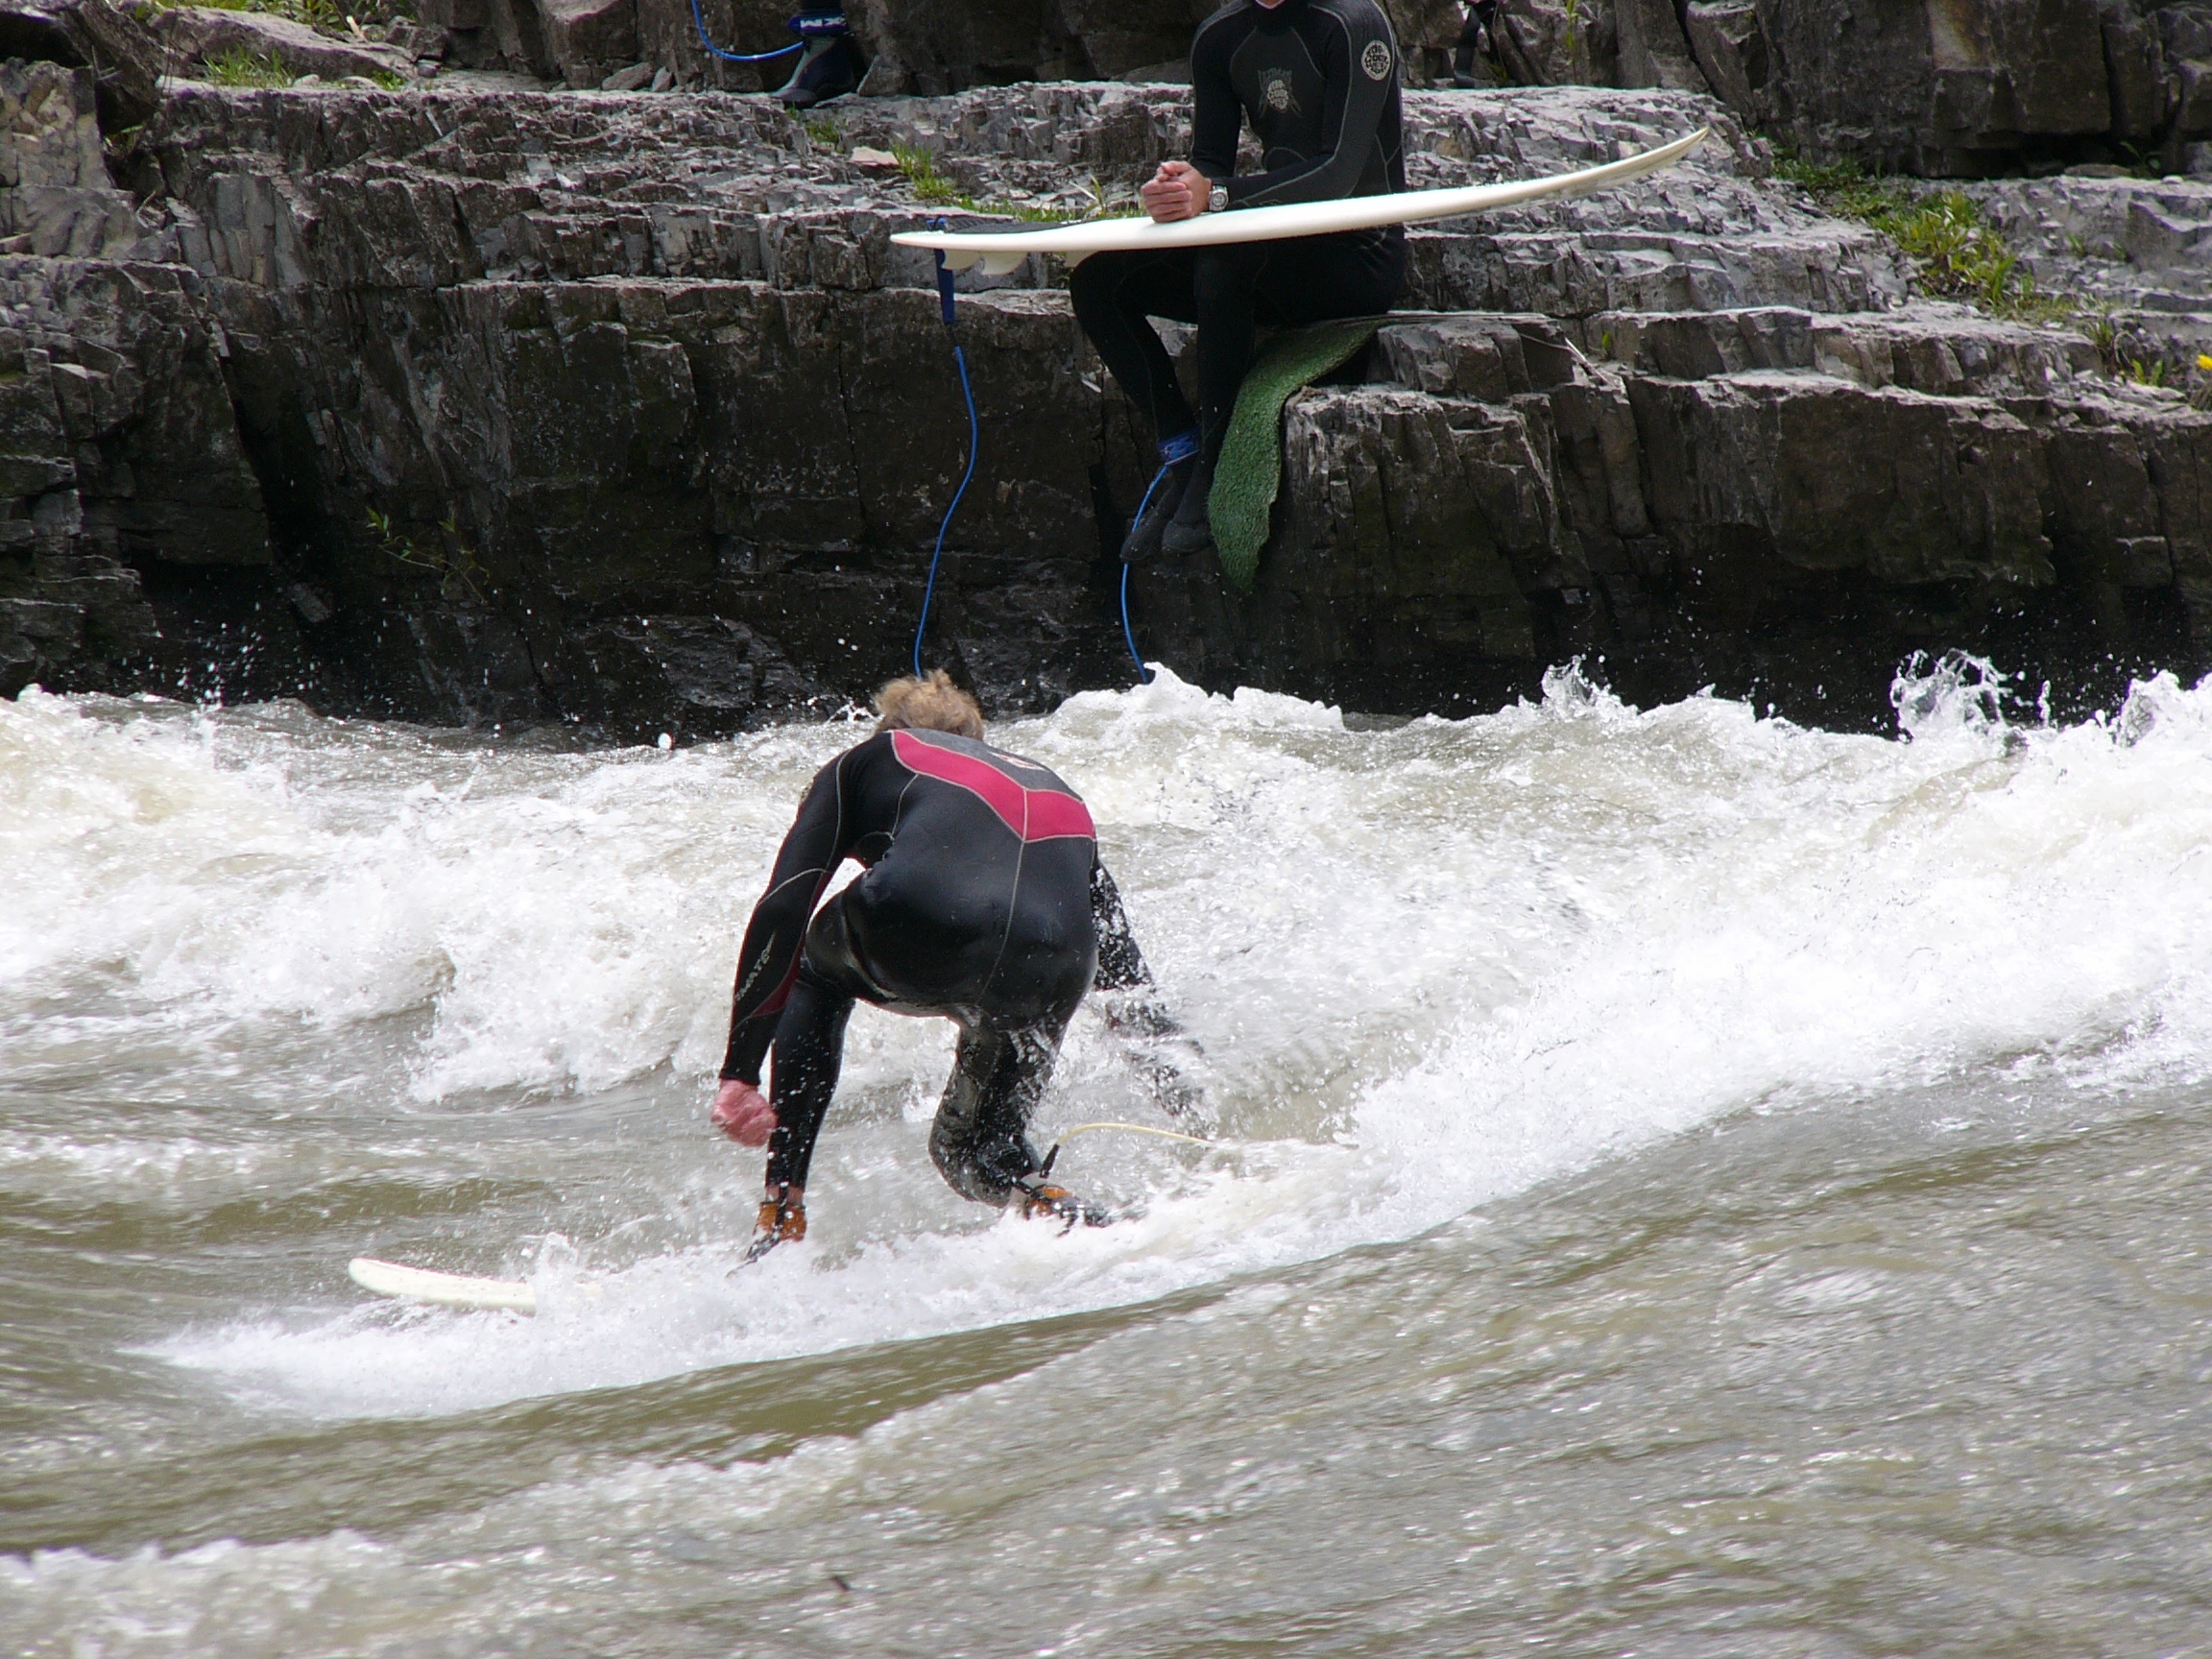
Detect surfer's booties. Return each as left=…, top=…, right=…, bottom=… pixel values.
left=1015, top=1175, right=1111, bottom=1232
left=1121, top=457, right=1194, bottom=564
left=777, top=30, right=865, bottom=108
left=1159, top=452, right=1215, bottom=557
left=745, top=1184, right=807, bottom=1261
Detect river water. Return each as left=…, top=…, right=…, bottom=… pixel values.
left=6, top=660, right=2212, bottom=1656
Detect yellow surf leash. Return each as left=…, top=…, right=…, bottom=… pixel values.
left=1052, top=1121, right=1214, bottom=1148
left=1038, top=1121, right=1218, bottom=1180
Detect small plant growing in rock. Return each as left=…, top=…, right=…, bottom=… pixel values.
left=1772, top=146, right=2069, bottom=325
left=800, top=112, right=844, bottom=149
left=2122, top=355, right=2170, bottom=389
left=202, top=46, right=296, bottom=86
left=1771, top=150, right=1920, bottom=223
left=889, top=141, right=964, bottom=205
left=884, top=141, right=1090, bottom=223
left=2080, top=305, right=2122, bottom=373
left=367, top=507, right=490, bottom=603
left=1081, top=173, right=1137, bottom=220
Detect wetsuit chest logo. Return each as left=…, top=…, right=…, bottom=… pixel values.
left=1261, top=69, right=1300, bottom=113
left=1361, top=39, right=1393, bottom=80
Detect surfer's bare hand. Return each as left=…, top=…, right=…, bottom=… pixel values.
left=1142, top=160, right=1208, bottom=223
left=711, top=1078, right=776, bottom=1147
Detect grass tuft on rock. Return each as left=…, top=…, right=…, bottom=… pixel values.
left=885, top=140, right=1089, bottom=224
left=1774, top=151, right=2069, bottom=323
left=155, top=0, right=418, bottom=28
left=202, top=45, right=295, bottom=86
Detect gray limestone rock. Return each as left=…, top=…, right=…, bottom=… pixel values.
left=0, top=77, right=2206, bottom=730
left=154, top=8, right=418, bottom=84
left=0, top=0, right=158, bottom=132
left=1960, top=172, right=2212, bottom=379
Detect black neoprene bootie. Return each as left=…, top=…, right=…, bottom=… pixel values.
left=1120, top=456, right=1193, bottom=564
left=777, top=31, right=863, bottom=107
left=1159, top=450, right=1215, bottom=557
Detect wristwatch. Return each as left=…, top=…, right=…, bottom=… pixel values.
left=1207, top=181, right=1229, bottom=214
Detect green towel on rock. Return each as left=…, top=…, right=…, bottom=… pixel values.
left=1208, top=316, right=1383, bottom=592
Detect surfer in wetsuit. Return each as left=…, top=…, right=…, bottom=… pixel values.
left=1070, top=0, right=1408, bottom=563
left=709, top=671, right=1183, bottom=1255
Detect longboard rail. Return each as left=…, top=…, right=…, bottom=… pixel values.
left=891, top=127, right=1709, bottom=274
left=349, top=1256, right=538, bottom=1315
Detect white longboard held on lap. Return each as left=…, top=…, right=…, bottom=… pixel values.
left=892, top=128, right=1708, bottom=274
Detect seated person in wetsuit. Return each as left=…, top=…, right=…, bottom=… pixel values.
left=1070, top=0, right=1408, bottom=563
left=708, top=671, right=1181, bottom=1255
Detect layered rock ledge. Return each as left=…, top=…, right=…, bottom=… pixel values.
left=2, top=71, right=2209, bottom=733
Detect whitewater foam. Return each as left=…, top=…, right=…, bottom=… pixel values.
left=14, top=661, right=2212, bottom=1417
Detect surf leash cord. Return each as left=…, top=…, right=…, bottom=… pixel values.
left=913, top=239, right=979, bottom=678
left=1118, top=434, right=1192, bottom=685
left=687, top=5, right=845, bottom=63
left=910, top=246, right=1164, bottom=688
left=1040, top=1120, right=1214, bottom=1176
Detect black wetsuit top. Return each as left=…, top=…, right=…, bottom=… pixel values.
left=1190, top=0, right=1407, bottom=225
left=719, top=729, right=1147, bottom=1086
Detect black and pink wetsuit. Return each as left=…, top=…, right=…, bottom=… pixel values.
left=720, top=728, right=1154, bottom=1202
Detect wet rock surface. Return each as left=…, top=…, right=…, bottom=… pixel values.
left=1960, top=170, right=2212, bottom=376
left=1491, top=0, right=2212, bottom=179
left=0, top=60, right=2207, bottom=732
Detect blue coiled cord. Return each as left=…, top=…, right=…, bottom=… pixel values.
left=685, top=0, right=805, bottom=63
left=913, top=248, right=979, bottom=678
left=1118, top=460, right=1180, bottom=685
left=912, top=247, right=1171, bottom=689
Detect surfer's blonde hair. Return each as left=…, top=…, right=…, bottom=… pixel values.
left=875, top=669, right=984, bottom=739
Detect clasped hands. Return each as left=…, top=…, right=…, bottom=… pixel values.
left=1140, top=159, right=1214, bottom=224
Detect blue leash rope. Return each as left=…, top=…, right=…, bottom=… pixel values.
left=913, top=246, right=978, bottom=678
left=686, top=0, right=815, bottom=63
left=1118, top=460, right=1179, bottom=684
left=909, top=245, right=1173, bottom=689
left=1119, top=565, right=1149, bottom=682
left=1116, top=433, right=1191, bottom=684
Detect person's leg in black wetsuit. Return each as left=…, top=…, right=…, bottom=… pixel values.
left=929, top=1011, right=1077, bottom=1202
left=760, top=968, right=855, bottom=1193
left=1069, top=251, right=1201, bottom=443
left=1072, top=231, right=1407, bottom=559
left=1188, top=233, right=1407, bottom=449
left=758, top=888, right=881, bottom=1199
left=1161, top=230, right=1407, bottom=555
left=1069, top=251, right=1205, bottom=563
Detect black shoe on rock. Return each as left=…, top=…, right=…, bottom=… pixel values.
left=1120, top=457, right=1193, bottom=564
left=777, top=34, right=863, bottom=108
left=1159, top=452, right=1214, bottom=556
